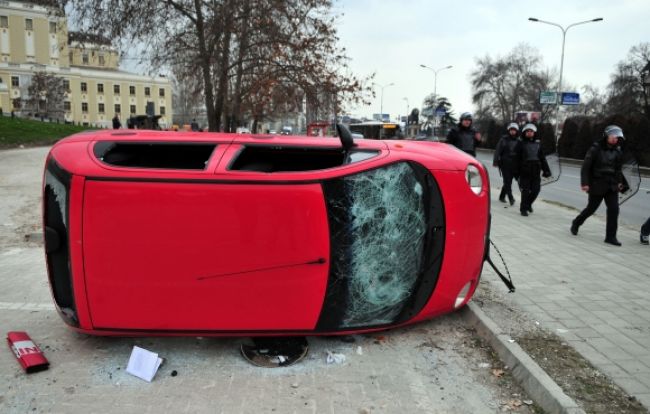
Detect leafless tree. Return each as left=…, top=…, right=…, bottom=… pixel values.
left=470, top=44, right=556, bottom=123
left=25, top=72, right=66, bottom=119
left=606, top=42, right=650, bottom=118
left=53, top=0, right=373, bottom=132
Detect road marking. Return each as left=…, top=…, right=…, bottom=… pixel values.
left=0, top=302, right=55, bottom=311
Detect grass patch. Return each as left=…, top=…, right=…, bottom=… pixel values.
left=0, top=116, right=95, bottom=148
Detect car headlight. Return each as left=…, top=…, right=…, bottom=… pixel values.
left=465, top=164, right=483, bottom=195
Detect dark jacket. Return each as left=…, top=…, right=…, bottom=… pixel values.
left=447, top=124, right=479, bottom=155
left=493, top=134, right=519, bottom=167
left=513, top=137, right=551, bottom=179
left=581, top=140, right=624, bottom=195
left=112, top=116, right=121, bottom=129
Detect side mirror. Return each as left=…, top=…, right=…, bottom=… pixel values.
left=336, top=124, right=355, bottom=152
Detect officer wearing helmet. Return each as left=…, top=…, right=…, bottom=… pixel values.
left=493, top=122, right=520, bottom=205
left=446, top=112, right=481, bottom=157
left=571, top=125, right=627, bottom=246
left=513, top=123, right=551, bottom=216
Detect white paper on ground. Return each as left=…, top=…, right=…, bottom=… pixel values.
left=126, top=346, right=163, bottom=382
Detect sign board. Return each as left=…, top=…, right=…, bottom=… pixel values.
left=373, top=113, right=390, bottom=122
left=435, top=108, right=446, bottom=117
left=421, top=107, right=434, bottom=117
left=539, top=91, right=557, bottom=105
left=514, top=111, right=541, bottom=124
left=561, top=92, right=580, bottom=105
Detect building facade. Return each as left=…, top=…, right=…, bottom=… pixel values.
left=0, top=0, right=172, bottom=128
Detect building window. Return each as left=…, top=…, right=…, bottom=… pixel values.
left=98, top=54, right=105, bottom=66
left=97, top=83, right=104, bottom=93
left=49, top=22, right=57, bottom=34
left=81, top=82, right=87, bottom=93
left=98, top=103, right=105, bottom=113
left=82, top=53, right=89, bottom=65
left=11, top=76, right=19, bottom=87
left=114, top=104, right=121, bottom=114
left=82, top=102, right=88, bottom=113
left=25, top=19, right=33, bottom=31
left=64, top=101, right=71, bottom=111
left=129, top=85, right=135, bottom=96
left=69, top=52, right=73, bottom=65
left=0, top=16, right=8, bottom=28
left=159, top=88, right=165, bottom=97
left=130, top=105, right=136, bottom=114
left=160, top=106, right=166, bottom=115
left=114, top=84, right=120, bottom=94
left=63, top=79, right=70, bottom=92
left=144, top=87, right=151, bottom=97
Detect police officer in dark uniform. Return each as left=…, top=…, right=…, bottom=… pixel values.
left=513, top=123, right=551, bottom=216
left=570, top=125, right=626, bottom=246
left=446, top=112, right=481, bottom=156
left=493, top=122, right=520, bottom=205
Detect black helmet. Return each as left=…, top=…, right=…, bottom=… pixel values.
left=603, top=125, right=624, bottom=140
left=460, top=112, right=473, bottom=121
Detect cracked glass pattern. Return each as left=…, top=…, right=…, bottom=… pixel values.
left=336, top=162, right=427, bottom=327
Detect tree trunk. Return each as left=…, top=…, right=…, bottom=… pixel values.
left=193, top=0, right=218, bottom=132
left=214, top=2, right=233, bottom=132
left=231, top=1, right=251, bottom=132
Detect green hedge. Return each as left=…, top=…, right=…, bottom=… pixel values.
left=558, top=115, right=650, bottom=167
left=481, top=119, right=556, bottom=154
left=0, top=116, right=92, bottom=149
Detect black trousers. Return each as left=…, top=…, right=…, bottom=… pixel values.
left=642, top=217, right=650, bottom=236
left=573, top=191, right=619, bottom=239
left=519, top=175, right=540, bottom=212
left=499, top=165, right=514, bottom=200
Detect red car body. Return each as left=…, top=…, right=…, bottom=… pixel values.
left=43, top=130, right=490, bottom=336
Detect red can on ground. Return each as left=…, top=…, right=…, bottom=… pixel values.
left=7, top=331, right=49, bottom=373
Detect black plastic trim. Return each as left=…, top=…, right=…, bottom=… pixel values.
left=44, top=158, right=78, bottom=327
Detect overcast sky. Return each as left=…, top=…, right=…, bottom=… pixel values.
left=334, top=0, right=650, bottom=120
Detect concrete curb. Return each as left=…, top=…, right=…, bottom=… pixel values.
left=462, top=302, right=586, bottom=414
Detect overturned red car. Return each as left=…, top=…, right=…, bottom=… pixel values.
left=43, top=128, right=490, bottom=336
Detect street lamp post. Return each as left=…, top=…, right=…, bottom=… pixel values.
left=419, top=64, right=452, bottom=136
left=403, top=97, right=409, bottom=137
left=419, top=64, right=453, bottom=103
left=374, top=82, right=394, bottom=122
left=528, top=17, right=603, bottom=143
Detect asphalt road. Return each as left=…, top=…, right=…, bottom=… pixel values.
left=0, top=146, right=539, bottom=413
left=476, top=150, right=650, bottom=229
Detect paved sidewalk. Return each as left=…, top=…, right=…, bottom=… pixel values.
left=483, top=182, right=650, bottom=409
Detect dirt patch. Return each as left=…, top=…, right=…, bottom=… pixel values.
left=540, top=199, right=580, bottom=212
left=463, top=330, right=545, bottom=413
left=517, top=334, right=644, bottom=413
left=474, top=285, right=647, bottom=414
